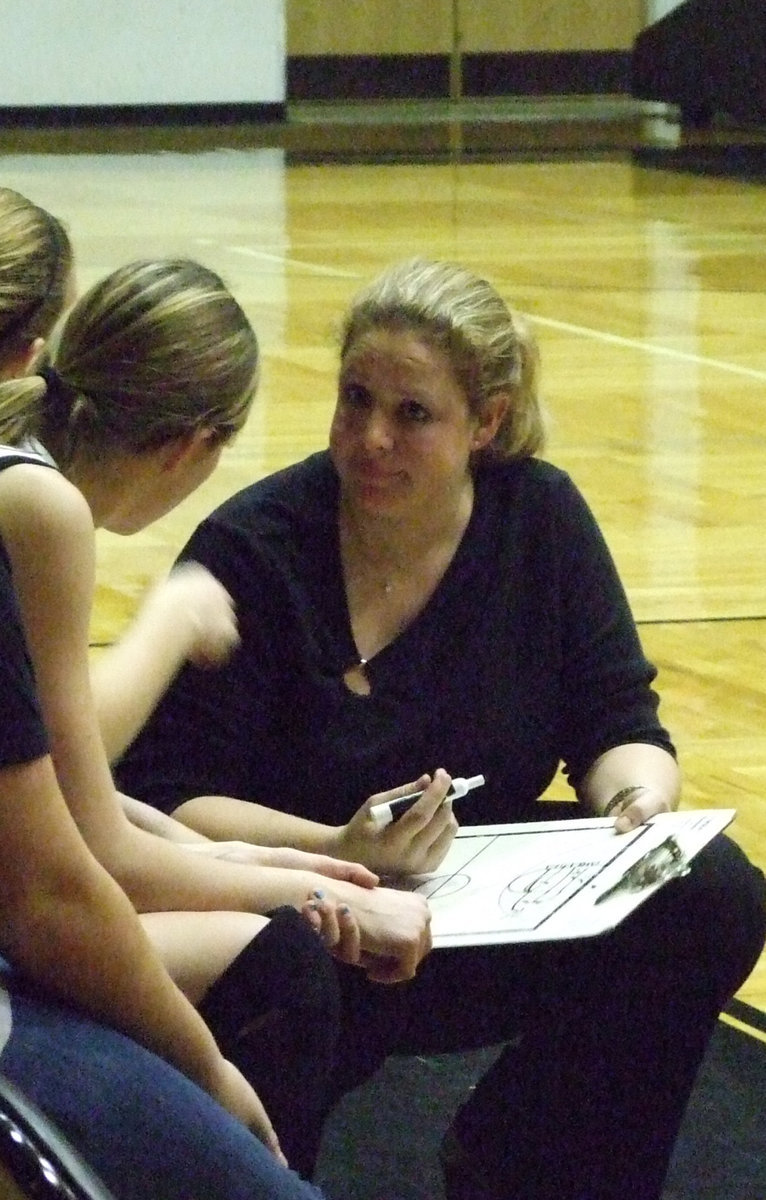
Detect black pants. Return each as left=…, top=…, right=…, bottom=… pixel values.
left=325, top=833, right=766, bottom=1200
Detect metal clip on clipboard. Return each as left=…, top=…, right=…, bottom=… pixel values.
left=595, top=835, right=691, bottom=905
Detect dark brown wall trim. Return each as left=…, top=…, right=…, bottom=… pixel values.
left=288, top=51, right=631, bottom=102
left=288, top=54, right=450, bottom=101
left=463, top=51, right=632, bottom=97
left=0, top=102, right=285, bottom=130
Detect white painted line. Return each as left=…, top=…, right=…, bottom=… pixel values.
left=530, top=314, right=766, bottom=382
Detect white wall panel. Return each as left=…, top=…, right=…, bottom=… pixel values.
left=0, top=1, right=284, bottom=105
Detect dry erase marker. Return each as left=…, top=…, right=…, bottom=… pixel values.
left=370, top=774, right=486, bottom=827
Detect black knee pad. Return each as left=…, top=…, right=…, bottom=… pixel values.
left=199, top=905, right=341, bottom=1179
left=199, top=904, right=340, bottom=1050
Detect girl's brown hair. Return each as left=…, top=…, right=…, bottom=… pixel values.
left=0, top=187, right=72, bottom=356
left=0, top=258, right=259, bottom=466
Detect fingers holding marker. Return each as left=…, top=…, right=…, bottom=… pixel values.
left=369, top=772, right=485, bottom=826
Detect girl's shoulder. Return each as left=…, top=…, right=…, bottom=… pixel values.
left=0, top=451, right=93, bottom=546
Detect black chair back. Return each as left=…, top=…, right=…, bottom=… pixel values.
left=0, top=1073, right=116, bottom=1200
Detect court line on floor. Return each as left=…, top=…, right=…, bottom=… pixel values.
left=720, top=1013, right=766, bottom=1045
left=724, top=998, right=766, bottom=1044
left=637, top=614, right=766, bottom=626
left=216, top=244, right=360, bottom=279
left=529, top=313, right=766, bottom=382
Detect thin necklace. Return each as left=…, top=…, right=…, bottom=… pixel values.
left=341, top=479, right=474, bottom=600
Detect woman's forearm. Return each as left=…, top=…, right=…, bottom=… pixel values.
left=578, top=742, right=681, bottom=820
left=172, top=793, right=343, bottom=855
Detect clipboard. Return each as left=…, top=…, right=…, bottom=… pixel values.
left=401, top=808, right=735, bottom=947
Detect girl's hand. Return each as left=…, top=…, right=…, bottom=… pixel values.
left=300, top=891, right=362, bottom=966
left=146, top=562, right=240, bottom=669
left=338, top=883, right=432, bottom=983
left=209, top=1058, right=287, bottom=1165
left=337, top=768, right=458, bottom=876
left=301, top=877, right=433, bottom=982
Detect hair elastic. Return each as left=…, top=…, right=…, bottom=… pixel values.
left=38, top=363, right=79, bottom=413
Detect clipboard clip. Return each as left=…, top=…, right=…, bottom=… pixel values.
left=595, top=834, right=690, bottom=905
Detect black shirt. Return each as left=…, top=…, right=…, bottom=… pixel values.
left=117, top=452, right=674, bottom=825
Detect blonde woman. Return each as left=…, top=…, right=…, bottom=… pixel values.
left=120, top=257, right=766, bottom=1200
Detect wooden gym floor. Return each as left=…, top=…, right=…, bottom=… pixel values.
left=3, top=96, right=765, bottom=1015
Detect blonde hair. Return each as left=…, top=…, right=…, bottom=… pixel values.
left=0, top=259, right=259, bottom=466
left=0, top=187, right=72, bottom=357
left=339, top=257, right=545, bottom=461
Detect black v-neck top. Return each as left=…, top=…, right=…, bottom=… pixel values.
left=117, top=451, right=674, bottom=825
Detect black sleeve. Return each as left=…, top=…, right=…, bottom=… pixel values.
left=115, top=517, right=279, bottom=813
left=0, top=562, right=48, bottom=769
left=552, top=474, right=675, bottom=789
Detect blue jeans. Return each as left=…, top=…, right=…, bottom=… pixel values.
left=0, top=970, right=326, bottom=1200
